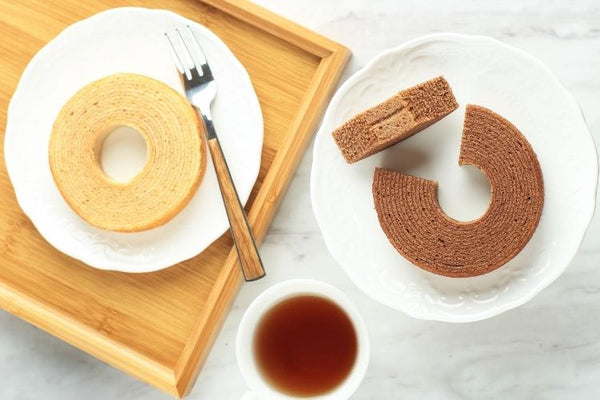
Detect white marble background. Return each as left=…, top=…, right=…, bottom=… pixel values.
left=2, top=0, right=599, bottom=399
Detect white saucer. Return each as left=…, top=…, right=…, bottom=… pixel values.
left=4, top=8, right=263, bottom=273
left=311, top=33, right=597, bottom=322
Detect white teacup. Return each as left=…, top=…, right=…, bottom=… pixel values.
left=236, top=279, right=370, bottom=400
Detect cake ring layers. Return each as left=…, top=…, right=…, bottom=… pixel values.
left=49, top=73, right=206, bottom=232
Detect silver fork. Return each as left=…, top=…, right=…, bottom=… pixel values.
left=165, top=26, right=265, bottom=281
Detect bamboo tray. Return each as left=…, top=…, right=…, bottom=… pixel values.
left=0, top=0, right=349, bottom=397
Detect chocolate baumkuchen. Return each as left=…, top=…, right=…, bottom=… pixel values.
left=332, top=76, right=458, bottom=163
left=373, top=105, right=544, bottom=278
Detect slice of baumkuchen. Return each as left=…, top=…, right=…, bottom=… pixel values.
left=332, top=76, right=458, bottom=163
left=372, top=105, right=544, bottom=278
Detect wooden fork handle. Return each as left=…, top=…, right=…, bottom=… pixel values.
left=207, top=137, right=265, bottom=281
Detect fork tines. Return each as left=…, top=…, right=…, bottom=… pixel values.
left=165, top=26, right=212, bottom=81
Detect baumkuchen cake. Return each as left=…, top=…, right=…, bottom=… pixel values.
left=332, top=76, right=458, bottom=163
left=49, top=73, right=206, bottom=232
left=373, top=105, right=544, bottom=278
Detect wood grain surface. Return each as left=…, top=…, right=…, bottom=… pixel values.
left=207, top=138, right=265, bottom=282
left=0, top=0, right=349, bottom=397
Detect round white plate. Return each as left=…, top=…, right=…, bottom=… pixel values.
left=311, top=33, right=597, bottom=322
left=5, top=8, right=263, bottom=272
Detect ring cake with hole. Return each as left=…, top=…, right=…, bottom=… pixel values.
left=373, top=105, right=544, bottom=278
left=332, top=76, right=458, bottom=163
left=49, top=73, right=206, bottom=232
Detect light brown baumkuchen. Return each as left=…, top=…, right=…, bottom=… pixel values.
left=332, top=76, right=458, bottom=163
left=373, top=105, right=544, bottom=278
left=49, top=74, right=206, bottom=232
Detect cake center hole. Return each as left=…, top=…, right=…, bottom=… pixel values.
left=100, top=125, right=147, bottom=183
left=437, top=164, right=492, bottom=222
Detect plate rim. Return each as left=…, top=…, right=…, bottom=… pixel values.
left=311, top=32, right=598, bottom=322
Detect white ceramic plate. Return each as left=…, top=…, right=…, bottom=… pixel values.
left=4, top=8, right=263, bottom=272
left=311, top=33, right=597, bottom=322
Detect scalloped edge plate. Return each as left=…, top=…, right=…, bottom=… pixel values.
left=311, top=33, right=597, bottom=322
left=5, top=7, right=263, bottom=272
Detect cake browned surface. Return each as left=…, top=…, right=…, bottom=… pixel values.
left=49, top=74, right=206, bottom=232
left=332, top=76, right=458, bottom=163
left=372, top=105, right=544, bottom=278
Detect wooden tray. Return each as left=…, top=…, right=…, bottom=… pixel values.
left=0, top=0, right=349, bottom=397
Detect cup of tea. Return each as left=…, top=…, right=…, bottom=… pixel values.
left=236, top=279, right=370, bottom=399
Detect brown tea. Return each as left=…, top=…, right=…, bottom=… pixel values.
left=253, top=295, right=358, bottom=397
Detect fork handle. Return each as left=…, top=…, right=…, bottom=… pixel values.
left=207, top=137, right=265, bottom=281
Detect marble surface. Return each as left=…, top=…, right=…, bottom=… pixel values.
left=1, top=0, right=599, bottom=399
